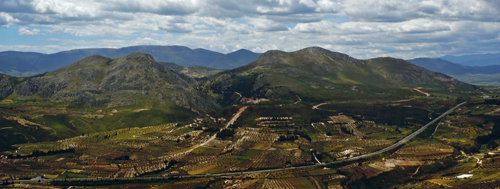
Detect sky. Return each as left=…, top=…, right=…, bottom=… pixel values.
left=0, top=0, right=500, bottom=59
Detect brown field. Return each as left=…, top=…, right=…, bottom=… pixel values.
left=400, top=149, right=454, bottom=156
left=294, top=149, right=302, bottom=157
left=238, top=179, right=259, bottom=188
left=252, top=143, right=272, bottom=150
left=353, top=167, right=377, bottom=178
left=188, top=165, right=218, bottom=175
left=427, top=179, right=455, bottom=186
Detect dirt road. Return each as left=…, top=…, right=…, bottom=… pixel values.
left=312, top=102, right=328, bottom=110
left=413, top=87, right=430, bottom=97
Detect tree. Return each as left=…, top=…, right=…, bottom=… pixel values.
left=216, top=129, right=236, bottom=140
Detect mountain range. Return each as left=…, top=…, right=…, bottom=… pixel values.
left=0, top=46, right=261, bottom=77
left=3, top=45, right=500, bottom=86
left=1, top=46, right=478, bottom=109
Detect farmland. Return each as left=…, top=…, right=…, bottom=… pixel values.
left=2, top=95, right=500, bottom=188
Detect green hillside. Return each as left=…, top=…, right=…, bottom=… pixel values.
left=202, top=47, right=477, bottom=105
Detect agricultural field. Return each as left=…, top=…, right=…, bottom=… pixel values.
left=2, top=96, right=500, bottom=188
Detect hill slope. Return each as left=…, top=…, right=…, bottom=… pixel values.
left=6, top=53, right=220, bottom=113
left=0, top=46, right=261, bottom=76
left=202, top=47, right=476, bottom=104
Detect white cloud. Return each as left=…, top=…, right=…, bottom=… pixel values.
left=246, top=17, right=289, bottom=31
left=0, top=12, right=18, bottom=27
left=103, top=0, right=201, bottom=15
left=0, top=0, right=500, bottom=59
left=18, top=26, right=40, bottom=35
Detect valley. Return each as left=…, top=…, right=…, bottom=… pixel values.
left=1, top=48, right=500, bottom=188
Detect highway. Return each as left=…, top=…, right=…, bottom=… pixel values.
left=0, top=102, right=466, bottom=185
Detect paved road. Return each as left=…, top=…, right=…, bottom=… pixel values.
left=1, top=102, right=466, bottom=185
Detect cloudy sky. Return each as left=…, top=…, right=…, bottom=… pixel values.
left=1, top=0, right=499, bottom=59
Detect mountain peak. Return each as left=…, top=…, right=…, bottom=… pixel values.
left=230, top=49, right=253, bottom=54
left=257, top=50, right=287, bottom=62
left=299, top=46, right=328, bottom=52
left=297, top=46, right=364, bottom=65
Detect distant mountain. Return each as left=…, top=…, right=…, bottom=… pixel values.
left=2, top=53, right=220, bottom=113
left=407, top=58, right=468, bottom=75
left=0, top=46, right=261, bottom=77
left=440, top=52, right=500, bottom=66
left=0, top=51, right=46, bottom=62
left=226, top=49, right=262, bottom=67
left=0, top=51, right=45, bottom=76
left=408, top=58, right=500, bottom=75
left=202, top=47, right=475, bottom=104
left=407, top=58, right=500, bottom=86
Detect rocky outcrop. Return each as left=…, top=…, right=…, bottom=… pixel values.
left=0, top=74, right=14, bottom=98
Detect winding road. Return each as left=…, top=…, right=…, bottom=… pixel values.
left=0, top=102, right=466, bottom=185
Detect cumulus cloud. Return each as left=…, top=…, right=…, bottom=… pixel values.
left=0, top=0, right=37, bottom=13
left=0, top=0, right=500, bottom=59
left=0, top=12, right=18, bottom=27
left=18, top=27, right=40, bottom=35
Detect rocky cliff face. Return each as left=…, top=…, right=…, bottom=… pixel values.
left=11, top=53, right=220, bottom=113
left=0, top=74, right=14, bottom=98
